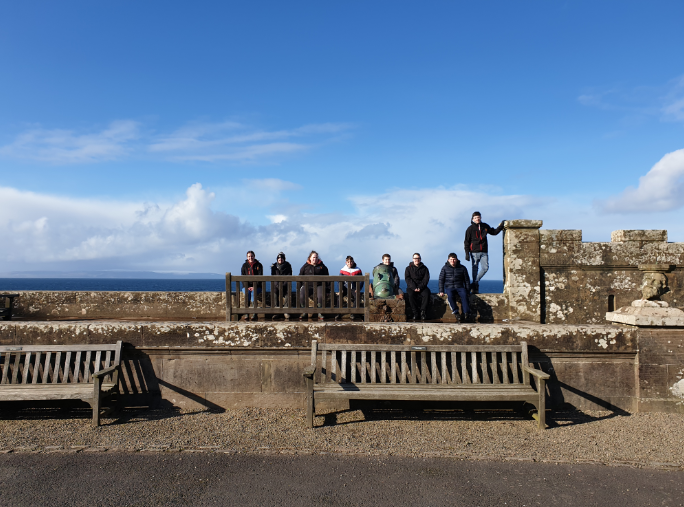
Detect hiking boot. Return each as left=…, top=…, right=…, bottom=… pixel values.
left=471, top=283, right=479, bottom=295
left=318, top=313, right=324, bottom=321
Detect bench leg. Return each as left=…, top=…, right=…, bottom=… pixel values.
left=306, top=376, right=314, bottom=428
left=537, top=378, right=546, bottom=431
left=92, top=378, right=101, bottom=427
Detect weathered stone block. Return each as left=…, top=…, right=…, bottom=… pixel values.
left=0, top=323, right=15, bottom=345
left=14, top=322, right=89, bottom=346
left=88, top=322, right=143, bottom=346
left=540, top=229, right=582, bottom=243
left=611, top=230, right=667, bottom=242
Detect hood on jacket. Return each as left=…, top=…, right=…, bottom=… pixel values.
left=307, top=258, right=323, bottom=266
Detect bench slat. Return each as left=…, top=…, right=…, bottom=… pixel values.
left=502, top=352, right=510, bottom=384
left=350, top=351, right=356, bottom=383
left=11, top=353, right=21, bottom=384
left=512, top=351, right=519, bottom=384
left=64, top=351, right=72, bottom=383
left=0, top=344, right=120, bottom=352
left=360, top=351, right=366, bottom=384
left=381, top=352, right=387, bottom=384
left=370, top=352, right=376, bottom=384
left=21, top=352, right=32, bottom=384
left=73, top=351, right=82, bottom=383
left=317, top=344, right=525, bottom=352
left=32, top=352, right=41, bottom=384
left=52, top=352, right=62, bottom=384
left=341, top=351, right=347, bottom=383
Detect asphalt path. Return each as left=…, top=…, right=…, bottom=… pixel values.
left=0, top=453, right=682, bottom=506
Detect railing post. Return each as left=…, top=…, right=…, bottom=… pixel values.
left=225, top=273, right=232, bottom=322
left=364, top=273, right=370, bottom=322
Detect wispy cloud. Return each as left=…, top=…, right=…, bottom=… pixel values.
left=0, top=119, right=353, bottom=165
left=597, top=148, right=684, bottom=213
left=148, top=120, right=353, bottom=163
left=577, top=75, right=684, bottom=123
left=0, top=120, right=140, bottom=164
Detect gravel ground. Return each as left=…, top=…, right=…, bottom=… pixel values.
left=1, top=406, right=683, bottom=469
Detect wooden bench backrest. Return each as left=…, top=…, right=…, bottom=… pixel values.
left=0, top=342, right=122, bottom=386
left=311, top=341, right=530, bottom=386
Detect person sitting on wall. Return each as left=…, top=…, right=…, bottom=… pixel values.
left=405, top=253, right=430, bottom=322
left=438, top=253, right=471, bottom=322
left=241, top=250, right=263, bottom=321
left=464, top=211, right=504, bottom=294
left=370, top=254, right=404, bottom=300
left=337, top=255, right=364, bottom=321
left=271, top=251, right=292, bottom=320
left=298, top=250, right=329, bottom=322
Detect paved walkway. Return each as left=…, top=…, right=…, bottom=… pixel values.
left=1, top=453, right=682, bottom=506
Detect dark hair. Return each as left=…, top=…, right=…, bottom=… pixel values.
left=412, top=253, right=421, bottom=259
left=472, top=211, right=481, bottom=218
left=345, top=255, right=354, bottom=262
left=382, top=253, right=391, bottom=260
left=448, top=252, right=458, bottom=259
left=246, top=250, right=255, bottom=257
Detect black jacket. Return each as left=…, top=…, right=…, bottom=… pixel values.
left=438, top=261, right=471, bottom=292
left=372, top=262, right=402, bottom=295
left=240, top=259, right=263, bottom=288
left=271, top=260, right=293, bottom=276
left=405, top=262, right=430, bottom=291
left=298, top=259, right=329, bottom=290
left=464, top=221, right=503, bottom=254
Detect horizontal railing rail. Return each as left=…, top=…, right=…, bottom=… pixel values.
left=225, top=273, right=370, bottom=321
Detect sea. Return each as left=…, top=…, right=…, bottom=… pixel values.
left=0, top=278, right=504, bottom=294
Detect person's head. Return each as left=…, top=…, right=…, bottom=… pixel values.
left=308, top=250, right=319, bottom=264
left=412, top=253, right=422, bottom=266
left=277, top=252, right=286, bottom=264
left=382, top=254, right=391, bottom=266
left=448, top=253, right=458, bottom=266
left=472, top=211, right=482, bottom=224
left=246, top=250, right=256, bottom=262
left=345, top=255, right=355, bottom=268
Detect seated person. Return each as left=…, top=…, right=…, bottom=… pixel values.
left=338, top=255, right=363, bottom=320
left=438, top=253, right=471, bottom=321
left=270, top=252, right=292, bottom=319
left=371, top=254, right=403, bottom=299
left=298, top=251, right=329, bottom=321
left=405, top=253, right=430, bottom=322
left=240, top=250, right=263, bottom=321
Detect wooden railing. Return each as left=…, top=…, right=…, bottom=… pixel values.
left=224, top=273, right=370, bottom=321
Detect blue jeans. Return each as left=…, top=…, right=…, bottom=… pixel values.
left=244, top=287, right=262, bottom=307
left=471, top=252, right=489, bottom=284
left=445, top=288, right=470, bottom=315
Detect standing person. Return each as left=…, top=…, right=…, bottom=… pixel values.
left=464, top=211, right=504, bottom=294
left=338, top=255, right=364, bottom=321
left=370, top=254, right=403, bottom=299
left=405, top=253, right=430, bottom=322
left=298, top=250, right=329, bottom=321
left=271, top=252, right=292, bottom=320
left=240, top=250, right=263, bottom=321
left=438, top=253, right=471, bottom=322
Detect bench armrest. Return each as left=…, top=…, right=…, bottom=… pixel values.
left=522, top=365, right=550, bottom=380
left=92, top=364, right=119, bottom=379
left=303, top=365, right=316, bottom=379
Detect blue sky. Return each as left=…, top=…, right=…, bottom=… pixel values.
left=1, top=1, right=683, bottom=278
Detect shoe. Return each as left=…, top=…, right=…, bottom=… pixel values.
left=420, top=311, right=427, bottom=322
left=471, top=284, right=479, bottom=295
left=299, top=314, right=305, bottom=321
left=334, top=315, right=340, bottom=321
left=318, top=313, right=324, bottom=321
left=349, top=314, right=355, bottom=321
left=284, top=313, right=290, bottom=320
left=411, top=316, right=416, bottom=322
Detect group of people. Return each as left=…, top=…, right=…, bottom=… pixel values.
left=240, top=211, right=504, bottom=322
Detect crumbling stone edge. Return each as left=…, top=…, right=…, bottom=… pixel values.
left=0, top=446, right=681, bottom=470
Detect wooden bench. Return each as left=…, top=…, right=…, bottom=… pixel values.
left=0, top=341, right=122, bottom=426
left=303, top=340, right=550, bottom=430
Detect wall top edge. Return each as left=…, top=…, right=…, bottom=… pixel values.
left=504, top=219, right=543, bottom=229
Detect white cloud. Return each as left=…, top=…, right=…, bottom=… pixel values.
left=0, top=120, right=140, bottom=164
left=598, top=149, right=684, bottom=213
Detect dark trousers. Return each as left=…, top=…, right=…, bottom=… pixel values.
left=445, top=287, right=470, bottom=315
left=407, top=287, right=431, bottom=317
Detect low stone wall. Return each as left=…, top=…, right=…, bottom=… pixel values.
left=5, top=290, right=511, bottom=323
left=4, top=320, right=680, bottom=414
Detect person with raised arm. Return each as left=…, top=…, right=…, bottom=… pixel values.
left=464, top=211, right=504, bottom=294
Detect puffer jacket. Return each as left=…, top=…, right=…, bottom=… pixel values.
left=298, top=259, right=329, bottom=290
left=438, top=260, right=471, bottom=292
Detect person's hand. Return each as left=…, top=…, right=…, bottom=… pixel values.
left=248, top=287, right=253, bottom=292
left=397, top=293, right=404, bottom=300
left=414, top=288, right=420, bottom=292
left=438, top=292, right=444, bottom=297
left=465, top=252, right=470, bottom=262
left=499, top=221, right=504, bottom=227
